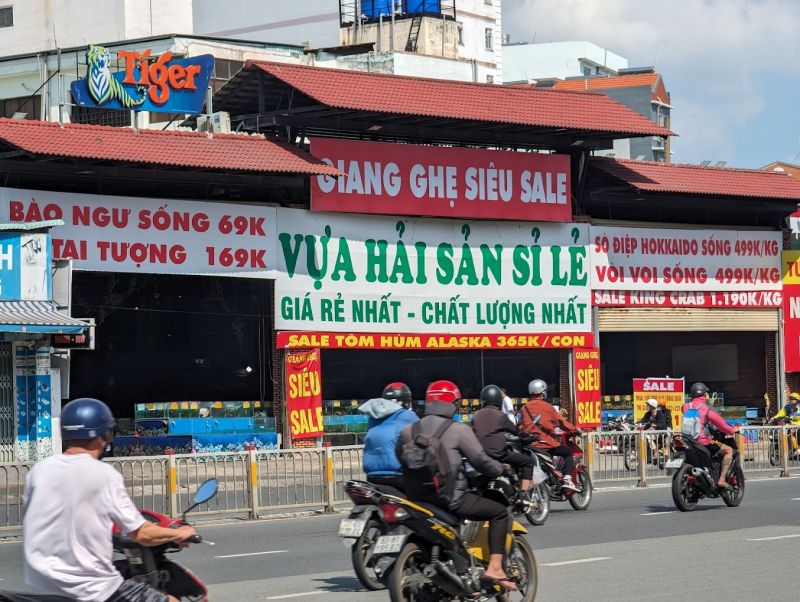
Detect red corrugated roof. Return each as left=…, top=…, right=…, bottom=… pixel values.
left=553, top=74, right=660, bottom=92
left=249, top=61, right=673, bottom=137
left=0, top=118, right=338, bottom=175
left=593, top=157, right=800, bottom=200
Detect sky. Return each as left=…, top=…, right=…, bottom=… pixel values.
left=503, top=0, right=800, bottom=168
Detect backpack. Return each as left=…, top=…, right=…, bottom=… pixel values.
left=398, top=418, right=456, bottom=505
left=681, top=404, right=707, bottom=440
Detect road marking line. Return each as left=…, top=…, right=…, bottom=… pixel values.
left=264, top=592, right=320, bottom=600
left=215, top=550, right=288, bottom=559
left=640, top=511, right=677, bottom=516
left=542, top=557, right=611, bottom=567
left=746, top=534, right=800, bottom=542
left=792, top=498, right=800, bottom=501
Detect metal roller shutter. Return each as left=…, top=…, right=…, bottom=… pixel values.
left=598, top=307, right=778, bottom=332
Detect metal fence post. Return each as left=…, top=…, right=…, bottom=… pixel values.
left=323, top=446, right=335, bottom=513
left=584, top=432, right=595, bottom=484
left=637, top=431, right=647, bottom=487
left=166, top=452, right=178, bottom=518
left=780, top=425, right=790, bottom=477
left=247, top=449, right=260, bottom=519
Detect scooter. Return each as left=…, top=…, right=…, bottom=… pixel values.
left=339, top=480, right=398, bottom=591
left=623, top=425, right=669, bottom=472
left=0, top=479, right=217, bottom=602
left=371, top=477, right=537, bottom=601
left=667, top=432, right=744, bottom=511
left=528, top=432, right=592, bottom=511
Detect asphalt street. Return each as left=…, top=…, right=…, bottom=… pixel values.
left=1, top=476, right=799, bottom=601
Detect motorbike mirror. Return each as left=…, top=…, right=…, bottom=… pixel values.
left=193, top=479, right=219, bottom=506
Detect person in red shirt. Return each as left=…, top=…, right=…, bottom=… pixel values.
left=682, top=382, right=739, bottom=489
left=519, top=379, right=581, bottom=492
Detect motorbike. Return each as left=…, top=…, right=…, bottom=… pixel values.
left=0, top=479, right=217, bottom=602
left=339, top=480, right=400, bottom=591
left=767, top=417, right=800, bottom=466
left=504, top=435, right=550, bottom=527
left=623, top=425, right=669, bottom=472
left=371, top=478, right=537, bottom=602
left=527, top=432, right=592, bottom=511
left=667, top=432, right=745, bottom=512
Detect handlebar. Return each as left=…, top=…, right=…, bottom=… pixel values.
left=188, top=534, right=202, bottom=544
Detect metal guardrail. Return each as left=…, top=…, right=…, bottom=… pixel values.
left=2, top=427, right=798, bottom=531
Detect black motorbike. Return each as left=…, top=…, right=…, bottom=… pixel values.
left=339, top=480, right=399, bottom=590
left=668, top=432, right=744, bottom=511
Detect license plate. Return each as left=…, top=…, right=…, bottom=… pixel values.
left=338, top=518, right=367, bottom=538
left=373, top=534, right=406, bottom=554
left=665, top=458, right=684, bottom=469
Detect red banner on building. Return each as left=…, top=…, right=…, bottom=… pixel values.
left=574, top=348, right=601, bottom=428
left=285, top=349, right=324, bottom=440
left=782, top=251, right=800, bottom=372
left=310, top=138, right=571, bottom=222
left=592, top=290, right=782, bottom=308
left=277, top=331, right=594, bottom=350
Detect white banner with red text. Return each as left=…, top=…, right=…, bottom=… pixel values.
left=0, top=187, right=277, bottom=275
left=590, top=226, right=781, bottom=291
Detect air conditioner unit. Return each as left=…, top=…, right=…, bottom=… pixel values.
left=651, top=136, right=665, bottom=150
left=197, top=111, right=231, bottom=134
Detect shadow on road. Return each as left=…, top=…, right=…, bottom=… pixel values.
left=313, top=575, right=367, bottom=593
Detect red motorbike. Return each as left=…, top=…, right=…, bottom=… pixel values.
left=0, top=479, right=217, bottom=602
left=527, top=431, right=592, bottom=511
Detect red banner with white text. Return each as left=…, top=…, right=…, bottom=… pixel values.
left=285, top=349, right=324, bottom=440
left=574, top=348, right=601, bottom=429
left=277, top=331, right=594, bottom=350
left=310, top=138, right=572, bottom=222
left=593, top=290, right=782, bottom=308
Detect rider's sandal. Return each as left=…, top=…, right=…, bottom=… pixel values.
left=480, top=576, right=518, bottom=592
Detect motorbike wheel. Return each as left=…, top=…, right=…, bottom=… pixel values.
left=623, top=449, right=638, bottom=472
left=525, top=484, right=550, bottom=526
left=671, top=464, right=698, bottom=512
left=769, top=445, right=780, bottom=466
left=388, top=542, right=441, bottom=602
left=722, top=464, right=745, bottom=507
left=351, top=518, right=386, bottom=591
left=496, top=535, right=538, bottom=602
left=568, top=472, right=592, bottom=511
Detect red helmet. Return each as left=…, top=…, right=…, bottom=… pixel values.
left=425, top=380, right=461, bottom=403
left=383, top=382, right=412, bottom=403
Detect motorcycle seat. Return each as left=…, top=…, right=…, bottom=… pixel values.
left=417, top=502, right=462, bottom=525
left=0, top=593, right=75, bottom=601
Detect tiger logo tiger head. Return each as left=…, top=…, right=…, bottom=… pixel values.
left=87, top=45, right=113, bottom=105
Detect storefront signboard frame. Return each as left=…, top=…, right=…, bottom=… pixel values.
left=574, top=347, right=601, bottom=428
left=632, top=377, right=685, bottom=430
left=782, top=251, right=800, bottom=372
left=285, top=348, right=324, bottom=440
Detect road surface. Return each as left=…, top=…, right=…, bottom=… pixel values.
left=1, top=476, right=798, bottom=600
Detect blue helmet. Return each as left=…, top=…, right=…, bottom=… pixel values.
left=61, top=398, right=115, bottom=441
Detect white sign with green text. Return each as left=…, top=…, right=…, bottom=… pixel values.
left=274, top=208, right=590, bottom=333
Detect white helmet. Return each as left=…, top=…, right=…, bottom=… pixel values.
left=528, top=379, right=548, bottom=396
left=647, top=398, right=658, bottom=408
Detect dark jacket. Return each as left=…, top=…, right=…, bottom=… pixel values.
left=396, top=401, right=503, bottom=509
left=359, top=398, right=419, bottom=477
left=639, top=408, right=668, bottom=431
left=472, top=405, right=518, bottom=459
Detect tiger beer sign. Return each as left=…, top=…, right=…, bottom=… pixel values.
left=70, top=45, right=214, bottom=115
left=285, top=349, right=324, bottom=440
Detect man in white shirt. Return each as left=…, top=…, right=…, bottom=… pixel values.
left=23, top=398, right=196, bottom=602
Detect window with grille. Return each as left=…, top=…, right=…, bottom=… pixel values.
left=485, top=28, right=493, bottom=50
left=0, top=7, right=13, bottom=28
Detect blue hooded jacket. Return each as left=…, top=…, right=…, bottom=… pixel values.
left=359, top=398, right=419, bottom=477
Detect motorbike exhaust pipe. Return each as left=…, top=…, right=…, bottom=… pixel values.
left=690, top=467, right=714, bottom=494
left=431, top=560, right=467, bottom=595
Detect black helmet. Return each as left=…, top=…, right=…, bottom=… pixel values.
left=480, top=384, right=504, bottom=408
left=690, top=382, right=709, bottom=398
left=383, top=382, right=412, bottom=404
left=61, top=398, right=115, bottom=441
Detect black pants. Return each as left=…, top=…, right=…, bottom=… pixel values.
left=500, top=450, right=534, bottom=481
left=540, top=445, right=574, bottom=477
left=454, top=492, right=508, bottom=555
left=367, top=475, right=405, bottom=496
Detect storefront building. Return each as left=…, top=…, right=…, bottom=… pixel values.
left=584, top=158, right=800, bottom=423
